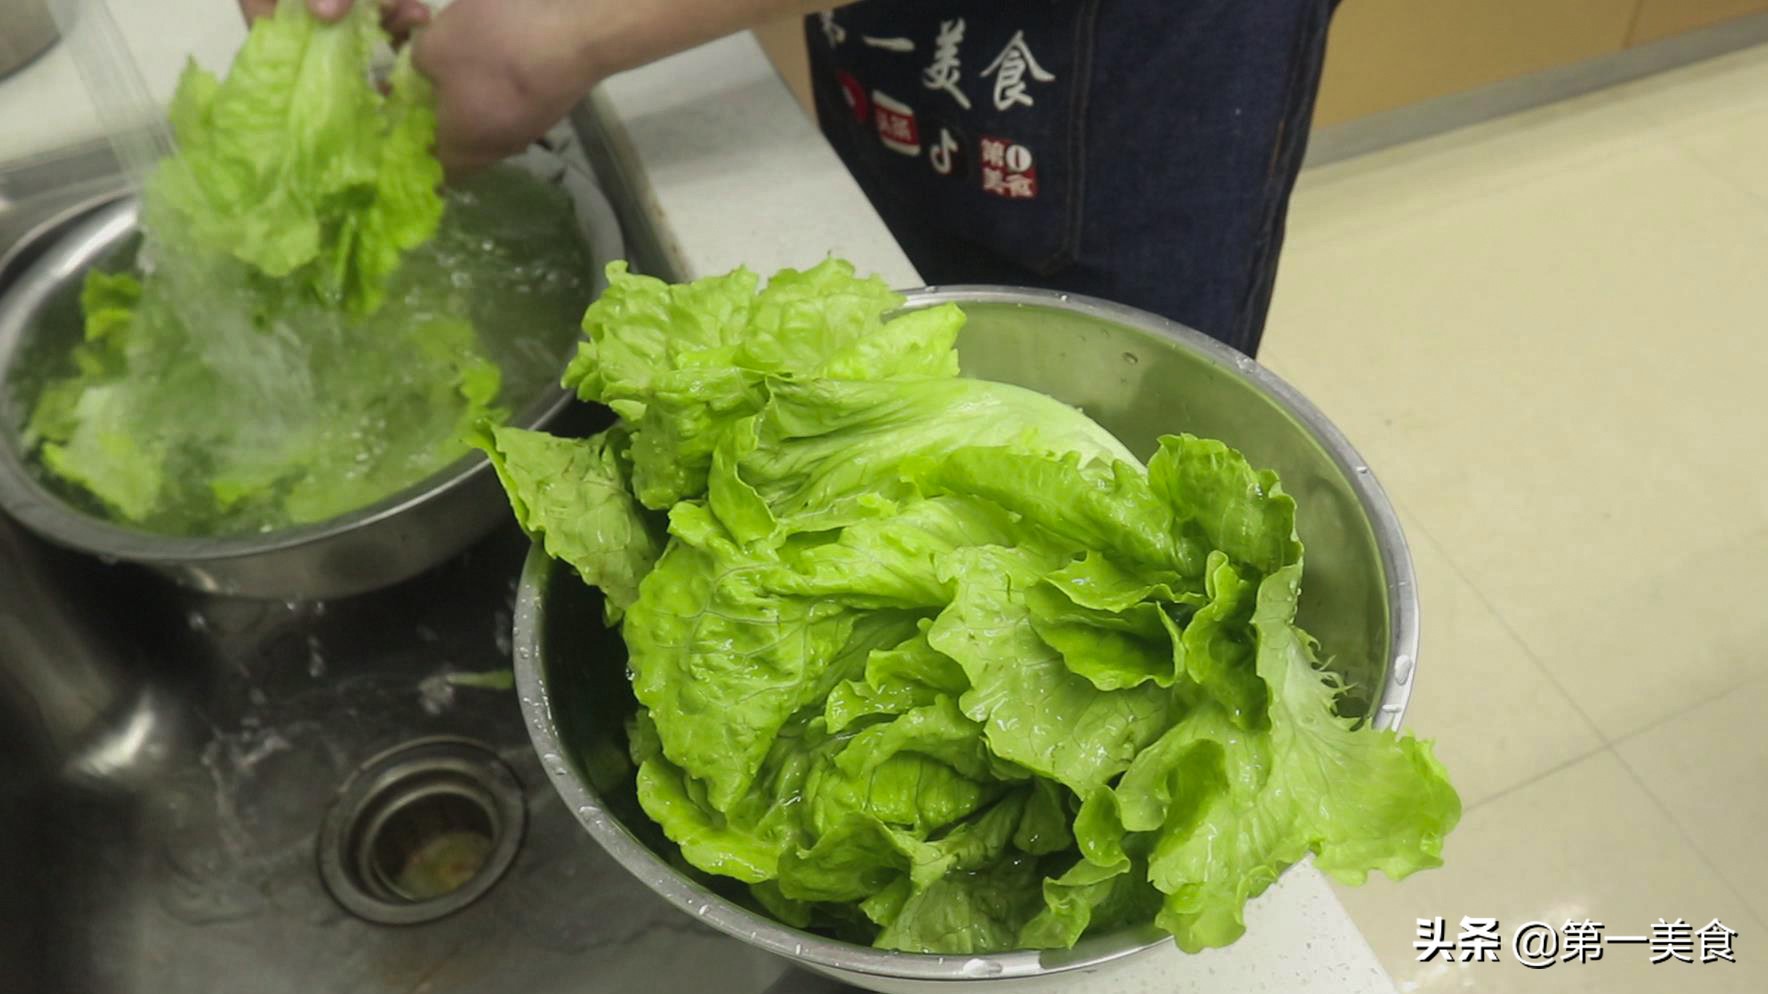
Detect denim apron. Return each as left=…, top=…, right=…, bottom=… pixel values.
left=805, top=0, right=1337, bottom=356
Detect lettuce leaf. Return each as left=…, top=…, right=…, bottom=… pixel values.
left=23, top=2, right=544, bottom=535
left=1144, top=561, right=1461, bottom=951
left=147, top=0, right=443, bottom=314
left=473, top=424, right=662, bottom=621
left=486, top=260, right=1462, bottom=955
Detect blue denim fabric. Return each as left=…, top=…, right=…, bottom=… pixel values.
left=805, top=1, right=1337, bottom=357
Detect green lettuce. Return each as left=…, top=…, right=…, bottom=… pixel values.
left=148, top=0, right=443, bottom=314
left=22, top=1, right=529, bottom=534
left=483, top=260, right=1461, bottom=954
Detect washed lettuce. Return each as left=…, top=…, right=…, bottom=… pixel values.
left=21, top=1, right=564, bottom=534
left=148, top=0, right=444, bottom=314
left=480, top=259, right=1460, bottom=954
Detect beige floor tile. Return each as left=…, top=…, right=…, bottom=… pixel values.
left=1287, top=85, right=1657, bottom=251
left=1395, top=513, right=1604, bottom=808
left=1596, top=44, right=1768, bottom=206
left=1333, top=750, right=1766, bottom=993
left=1267, top=43, right=1768, bottom=994
left=1668, top=89, right=1768, bottom=208
left=1679, top=123, right=1768, bottom=207
left=1263, top=140, right=1768, bottom=741
left=1615, top=680, right=1768, bottom=925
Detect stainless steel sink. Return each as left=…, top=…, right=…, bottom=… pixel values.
left=0, top=135, right=848, bottom=994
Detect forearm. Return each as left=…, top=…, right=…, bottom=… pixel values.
left=568, top=0, right=856, bottom=82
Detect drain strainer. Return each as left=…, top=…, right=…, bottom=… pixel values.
left=318, top=737, right=526, bottom=925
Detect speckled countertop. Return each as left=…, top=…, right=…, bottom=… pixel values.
left=0, top=11, right=1396, bottom=992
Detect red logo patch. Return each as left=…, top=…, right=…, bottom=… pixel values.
left=979, top=136, right=1036, bottom=199
left=836, top=71, right=870, bottom=124
left=872, top=91, right=922, bottom=156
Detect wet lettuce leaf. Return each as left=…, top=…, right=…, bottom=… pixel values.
left=486, top=259, right=1462, bottom=954
left=148, top=0, right=443, bottom=314
left=25, top=1, right=514, bottom=534
left=474, top=424, right=662, bottom=621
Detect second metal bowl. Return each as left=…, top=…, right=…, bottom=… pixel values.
left=513, top=286, right=1420, bottom=993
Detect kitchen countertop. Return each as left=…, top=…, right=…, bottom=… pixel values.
left=0, top=11, right=1396, bottom=993
left=574, top=34, right=916, bottom=286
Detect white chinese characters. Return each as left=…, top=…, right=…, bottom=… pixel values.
left=1456, top=917, right=1502, bottom=962
left=817, top=12, right=845, bottom=48
left=1651, top=918, right=1695, bottom=965
left=981, top=170, right=1034, bottom=199
left=1414, top=916, right=1740, bottom=967
left=861, top=35, right=916, bottom=53
left=921, top=19, right=971, bottom=110
left=980, top=30, right=1055, bottom=111
left=1561, top=919, right=1604, bottom=963
left=1697, top=919, right=1738, bottom=964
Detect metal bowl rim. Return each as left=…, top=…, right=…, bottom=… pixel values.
left=512, top=284, right=1420, bottom=981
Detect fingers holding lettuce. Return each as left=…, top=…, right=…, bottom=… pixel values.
left=240, top=0, right=430, bottom=36
left=235, top=0, right=847, bottom=181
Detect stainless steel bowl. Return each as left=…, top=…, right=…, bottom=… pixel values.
left=512, top=287, right=1419, bottom=993
left=0, top=0, right=58, bottom=80
left=0, top=142, right=624, bottom=599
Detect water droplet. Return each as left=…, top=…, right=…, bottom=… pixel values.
left=1233, top=355, right=1256, bottom=373
left=186, top=611, right=209, bottom=632
left=1354, top=465, right=1371, bottom=475
left=492, top=607, right=513, bottom=658
left=1391, top=653, right=1414, bottom=686
left=306, top=634, right=326, bottom=678
left=1121, top=351, right=1140, bottom=366
left=960, top=958, right=1004, bottom=978
left=1056, top=293, right=1071, bottom=302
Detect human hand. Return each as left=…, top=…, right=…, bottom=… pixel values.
left=241, top=0, right=840, bottom=181
left=409, top=0, right=604, bottom=180
left=237, top=0, right=431, bottom=42
left=232, top=0, right=574, bottom=180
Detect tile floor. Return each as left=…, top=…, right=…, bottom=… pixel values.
left=1257, top=42, right=1768, bottom=994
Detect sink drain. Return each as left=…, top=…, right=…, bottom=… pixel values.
left=319, top=737, right=526, bottom=925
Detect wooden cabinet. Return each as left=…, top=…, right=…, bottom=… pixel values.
left=1313, top=0, right=1638, bottom=126
left=1315, top=0, right=1768, bottom=126
left=1629, top=0, right=1768, bottom=45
